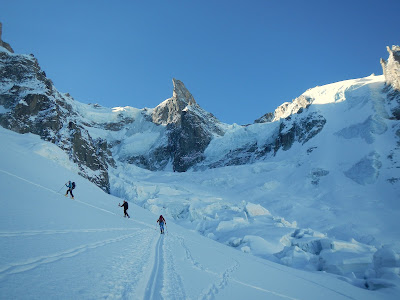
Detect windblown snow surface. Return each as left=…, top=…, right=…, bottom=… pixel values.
left=0, top=74, right=399, bottom=299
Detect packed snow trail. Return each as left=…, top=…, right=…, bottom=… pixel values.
left=144, top=235, right=164, bottom=300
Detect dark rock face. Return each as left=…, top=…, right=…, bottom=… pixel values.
left=207, top=111, right=326, bottom=168
left=152, top=79, right=225, bottom=171
left=168, top=108, right=214, bottom=172
left=276, top=112, right=326, bottom=151
left=255, top=112, right=273, bottom=123
left=65, top=122, right=112, bottom=191
left=0, top=48, right=112, bottom=192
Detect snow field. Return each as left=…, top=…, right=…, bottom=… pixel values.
left=1, top=128, right=398, bottom=299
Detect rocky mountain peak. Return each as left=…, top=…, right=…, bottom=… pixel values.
left=0, top=23, right=14, bottom=53
left=172, top=78, right=196, bottom=106
left=152, top=79, right=198, bottom=125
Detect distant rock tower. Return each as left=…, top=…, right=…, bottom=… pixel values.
left=0, top=22, right=15, bottom=53
left=380, top=45, right=400, bottom=91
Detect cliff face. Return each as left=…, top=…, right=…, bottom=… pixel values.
left=152, top=79, right=226, bottom=171
left=0, top=48, right=112, bottom=192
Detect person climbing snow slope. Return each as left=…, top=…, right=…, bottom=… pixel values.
left=157, top=215, right=166, bottom=234
left=65, top=181, right=75, bottom=199
left=119, top=200, right=130, bottom=218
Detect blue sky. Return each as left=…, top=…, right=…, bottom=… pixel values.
left=1, top=0, right=399, bottom=124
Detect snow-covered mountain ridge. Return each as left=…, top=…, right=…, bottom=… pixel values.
left=1, top=28, right=400, bottom=294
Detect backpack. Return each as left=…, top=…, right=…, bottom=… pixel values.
left=72, top=182, right=76, bottom=190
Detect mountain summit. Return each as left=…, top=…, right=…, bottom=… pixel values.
left=152, top=78, right=197, bottom=125
left=152, top=78, right=225, bottom=171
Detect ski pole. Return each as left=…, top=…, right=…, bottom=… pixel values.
left=57, top=183, right=66, bottom=193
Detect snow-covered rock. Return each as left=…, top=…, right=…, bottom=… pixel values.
left=381, top=45, right=400, bottom=119
left=381, top=45, right=400, bottom=91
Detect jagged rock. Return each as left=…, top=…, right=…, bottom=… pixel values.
left=151, top=79, right=225, bottom=171
left=0, top=23, right=14, bottom=53
left=254, top=112, right=274, bottom=123
left=206, top=112, right=326, bottom=169
left=0, top=46, right=112, bottom=192
left=381, top=45, right=400, bottom=91
left=255, top=95, right=312, bottom=124
left=274, top=112, right=326, bottom=151
left=381, top=45, right=400, bottom=120
left=66, top=122, right=111, bottom=191
left=152, top=78, right=197, bottom=125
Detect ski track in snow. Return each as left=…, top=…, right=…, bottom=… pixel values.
left=101, top=229, right=156, bottom=300
left=0, top=227, right=137, bottom=237
left=174, top=233, right=300, bottom=299
left=175, top=234, right=206, bottom=271
left=0, top=230, right=145, bottom=281
left=199, top=261, right=240, bottom=300
left=174, top=233, right=240, bottom=300
left=144, top=234, right=165, bottom=300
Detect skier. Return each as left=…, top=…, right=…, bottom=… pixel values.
left=157, top=215, right=166, bottom=234
left=119, top=200, right=130, bottom=218
left=65, top=181, right=75, bottom=199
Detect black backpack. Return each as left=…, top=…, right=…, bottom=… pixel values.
left=72, top=182, right=76, bottom=190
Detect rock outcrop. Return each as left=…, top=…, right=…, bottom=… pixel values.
left=0, top=23, right=14, bottom=53
left=255, top=95, right=312, bottom=124
left=152, top=79, right=225, bottom=171
left=381, top=45, right=400, bottom=120
left=0, top=46, right=112, bottom=192
left=381, top=45, right=400, bottom=91
left=206, top=110, right=326, bottom=169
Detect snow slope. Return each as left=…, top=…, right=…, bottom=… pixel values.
left=0, top=128, right=397, bottom=299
